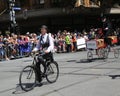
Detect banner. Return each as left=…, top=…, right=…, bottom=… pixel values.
left=77, top=38, right=86, bottom=49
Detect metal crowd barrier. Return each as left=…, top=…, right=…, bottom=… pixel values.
left=0, top=42, right=35, bottom=61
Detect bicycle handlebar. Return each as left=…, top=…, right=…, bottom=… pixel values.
left=31, top=50, right=45, bottom=57
left=39, top=50, right=46, bottom=56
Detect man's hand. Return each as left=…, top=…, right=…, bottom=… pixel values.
left=32, top=49, right=36, bottom=52
left=32, top=48, right=38, bottom=52
left=45, top=50, right=49, bottom=53
left=105, top=27, right=108, bottom=30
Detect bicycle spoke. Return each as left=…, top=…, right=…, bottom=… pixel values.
left=19, top=66, right=36, bottom=91
left=46, top=61, right=59, bottom=83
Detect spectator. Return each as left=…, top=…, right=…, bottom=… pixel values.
left=65, top=32, right=71, bottom=53
left=0, top=36, right=9, bottom=60
left=72, top=33, right=77, bottom=52
left=83, top=32, right=89, bottom=41
left=58, top=35, right=65, bottom=53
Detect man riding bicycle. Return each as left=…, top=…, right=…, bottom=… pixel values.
left=32, top=25, right=54, bottom=83
left=102, top=17, right=113, bottom=48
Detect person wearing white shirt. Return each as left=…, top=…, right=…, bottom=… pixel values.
left=33, top=26, right=54, bottom=53
left=32, top=25, right=54, bottom=83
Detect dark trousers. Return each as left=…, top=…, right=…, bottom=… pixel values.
left=104, top=38, right=112, bottom=46
left=36, top=52, right=53, bottom=82
left=73, top=42, right=77, bottom=51
left=66, top=44, right=71, bottom=52
left=103, top=30, right=112, bottom=46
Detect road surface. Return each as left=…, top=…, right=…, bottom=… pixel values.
left=0, top=50, right=120, bottom=96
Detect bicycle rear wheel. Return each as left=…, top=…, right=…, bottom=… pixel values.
left=46, top=61, right=59, bottom=83
left=19, top=66, right=36, bottom=91
left=114, top=49, right=119, bottom=58
left=103, top=48, right=109, bottom=59
left=98, top=49, right=104, bottom=58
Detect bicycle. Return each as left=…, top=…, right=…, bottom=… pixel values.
left=87, top=38, right=119, bottom=60
left=87, top=39, right=109, bottom=60
left=19, top=51, right=59, bottom=91
left=87, top=48, right=108, bottom=60
left=104, top=46, right=119, bottom=59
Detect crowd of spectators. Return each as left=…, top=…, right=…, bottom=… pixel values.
left=0, top=27, right=120, bottom=61
left=0, top=32, right=38, bottom=61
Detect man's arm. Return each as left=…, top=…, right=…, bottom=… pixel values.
left=46, top=35, right=54, bottom=53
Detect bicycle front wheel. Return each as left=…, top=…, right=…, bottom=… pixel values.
left=87, top=50, right=93, bottom=60
left=46, top=61, right=59, bottom=83
left=19, top=66, right=36, bottom=91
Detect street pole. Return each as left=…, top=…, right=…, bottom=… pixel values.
left=9, top=0, right=16, bottom=34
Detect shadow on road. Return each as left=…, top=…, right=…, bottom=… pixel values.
left=67, top=59, right=93, bottom=63
left=109, top=75, right=120, bottom=79
left=13, top=81, right=51, bottom=94
left=67, top=58, right=106, bottom=64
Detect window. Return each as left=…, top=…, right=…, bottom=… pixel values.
left=40, top=0, right=44, bottom=4
left=51, top=0, right=63, bottom=7
left=15, top=0, right=21, bottom=7
left=52, top=0, right=62, bottom=3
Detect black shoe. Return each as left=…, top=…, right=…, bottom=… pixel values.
left=36, top=81, right=43, bottom=86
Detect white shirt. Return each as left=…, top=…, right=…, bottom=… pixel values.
left=33, top=33, right=54, bottom=52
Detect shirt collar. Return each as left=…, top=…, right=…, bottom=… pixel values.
left=41, top=33, right=47, bottom=36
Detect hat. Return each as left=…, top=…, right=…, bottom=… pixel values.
left=67, top=32, right=70, bottom=35
left=26, top=32, right=30, bottom=35
left=74, top=33, right=77, bottom=35
left=84, top=32, right=87, bottom=35
left=40, top=25, right=48, bottom=29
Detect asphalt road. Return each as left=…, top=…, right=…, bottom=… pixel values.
left=0, top=50, right=120, bottom=96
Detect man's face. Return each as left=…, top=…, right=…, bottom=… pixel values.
left=41, top=28, right=47, bottom=35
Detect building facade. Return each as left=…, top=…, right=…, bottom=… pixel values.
left=0, top=0, right=120, bottom=33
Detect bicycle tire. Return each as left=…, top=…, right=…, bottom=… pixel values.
left=114, top=49, right=119, bottom=58
left=98, top=49, right=104, bottom=58
left=46, top=61, right=59, bottom=83
left=103, top=48, right=109, bottom=59
left=87, top=51, right=93, bottom=60
left=19, top=66, right=36, bottom=91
